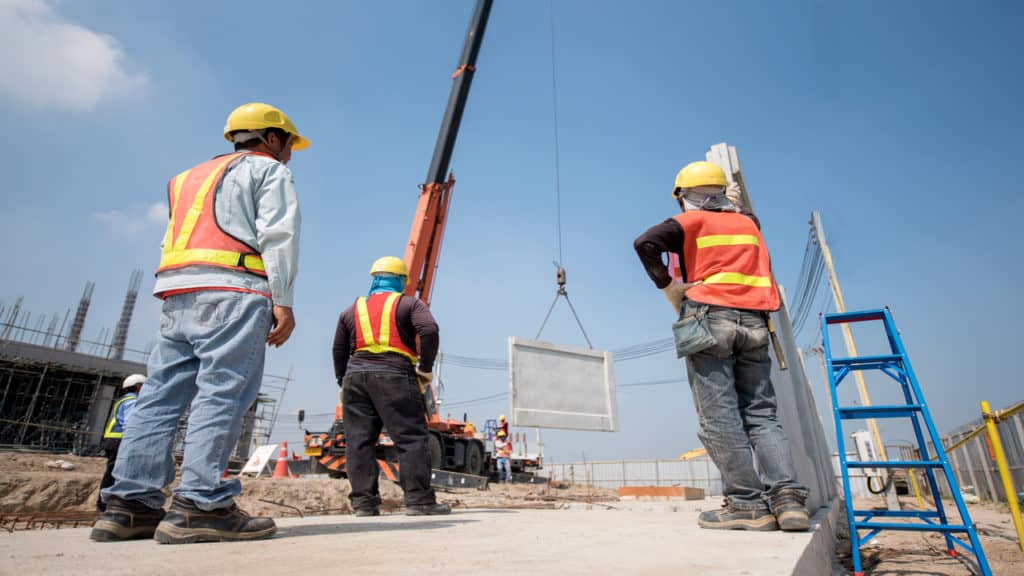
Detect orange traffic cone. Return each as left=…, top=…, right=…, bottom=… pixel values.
left=272, top=442, right=290, bottom=479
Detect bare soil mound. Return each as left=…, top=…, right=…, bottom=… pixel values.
left=0, top=452, right=617, bottom=518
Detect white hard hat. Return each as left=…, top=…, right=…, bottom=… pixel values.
left=122, top=374, right=146, bottom=389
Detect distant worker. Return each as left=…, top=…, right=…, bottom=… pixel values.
left=463, top=420, right=477, bottom=438
left=494, top=429, right=513, bottom=484
left=633, top=160, right=809, bottom=532
left=92, top=102, right=306, bottom=544
left=497, top=414, right=509, bottom=438
left=332, top=256, right=450, bottom=516
left=95, top=374, right=145, bottom=512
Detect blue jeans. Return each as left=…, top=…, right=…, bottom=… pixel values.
left=102, top=291, right=271, bottom=511
left=496, top=457, right=511, bottom=483
left=682, top=300, right=807, bottom=511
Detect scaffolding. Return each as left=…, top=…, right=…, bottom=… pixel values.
left=0, top=285, right=291, bottom=458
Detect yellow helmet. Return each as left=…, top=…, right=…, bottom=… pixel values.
left=223, top=102, right=310, bottom=151
left=499, top=414, right=506, bottom=421
left=672, top=161, right=727, bottom=197
left=369, top=256, right=408, bottom=276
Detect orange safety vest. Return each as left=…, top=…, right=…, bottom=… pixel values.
left=496, top=438, right=512, bottom=458
left=672, top=211, right=780, bottom=311
left=157, top=152, right=271, bottom=277
left=353, top=292, right=418, bottom=364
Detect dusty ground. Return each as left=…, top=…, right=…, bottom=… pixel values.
left=3, top=452, right=1021, bottom=575
left=840, top=497, right=1023, bottom=575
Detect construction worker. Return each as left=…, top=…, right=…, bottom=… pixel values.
left=494, top=429, right=512, bottom=484
left=95, top=374, right=144, bottom=512
left=633, top=160, right=809, bottom=532
left=332, top=256, right=450, bottom=516
left=91, top=102, right=306, bottom=544
left=497, top=414, right=509, bottom=437
left=463, top=420, right=477, bottom=438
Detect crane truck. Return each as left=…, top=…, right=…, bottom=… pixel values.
left=304, top=0, right=495, bottom=485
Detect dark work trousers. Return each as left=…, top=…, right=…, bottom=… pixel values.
left=96, top=437, right=121, bottom=511
left=342, top=370, right=436, bottom=510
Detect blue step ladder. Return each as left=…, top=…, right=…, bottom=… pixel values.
left=822, top=309, right=991, bottom=576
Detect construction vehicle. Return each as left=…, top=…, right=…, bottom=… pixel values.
left=304, top=0, right=493, bottom=483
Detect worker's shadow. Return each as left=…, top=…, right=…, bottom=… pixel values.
left=276, top=517, right=477, bottom=538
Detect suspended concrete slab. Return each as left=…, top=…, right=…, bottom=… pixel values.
left=508, top=336, right=617, bottom=432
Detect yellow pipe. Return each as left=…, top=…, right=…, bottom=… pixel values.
left=817, top=221, right=888, bottom=463
left=980, top=400, right=1024, bottom=553
left=907, top=468, right=925, bottom=510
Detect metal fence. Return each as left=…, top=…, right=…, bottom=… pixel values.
left=546, top=458, right=722, bottom=495
left=934, top=410, right=1024, bottom=502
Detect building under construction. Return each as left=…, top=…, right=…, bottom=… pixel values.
left=0, top=274, right=286, bottom=461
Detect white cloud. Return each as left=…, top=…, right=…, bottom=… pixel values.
left=0, top=0, right=145, bottom=111
left=147, top=202, right=167, bottom=224
left=94, top=202, right=166, bottom=235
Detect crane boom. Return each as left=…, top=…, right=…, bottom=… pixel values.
left=403, top=0, right=493, bottom=305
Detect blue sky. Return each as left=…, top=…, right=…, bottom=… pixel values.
left=2, top=0, right=1020, bottom=462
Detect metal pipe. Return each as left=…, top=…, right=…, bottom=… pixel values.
left=981, top=400, right=1024, bottom=552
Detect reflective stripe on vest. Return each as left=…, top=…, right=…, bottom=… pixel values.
left=157, top=152, right=268, bottom=276
left=673, top=211, right=780, bottom=311
left=103, top=394, right=136, bottom=439
left=353, top=292, right=418, bottom=364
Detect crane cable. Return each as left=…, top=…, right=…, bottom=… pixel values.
left=535, top=0, right=593, bottom=349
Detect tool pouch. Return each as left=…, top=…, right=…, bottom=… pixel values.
left=672, top=303, right=716, bottom=358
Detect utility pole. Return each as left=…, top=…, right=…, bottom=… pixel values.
left=811, top=211, right=899, bottom=511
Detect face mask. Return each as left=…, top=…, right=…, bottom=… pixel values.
left=681, top=190, right=739, bottom=213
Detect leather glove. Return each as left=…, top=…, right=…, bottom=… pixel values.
left=415, top=369, right=433, bottom=395
left=662, top=281, right=703, bottom=316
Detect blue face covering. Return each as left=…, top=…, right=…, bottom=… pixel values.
left=369, top=274, right=406, bottom=296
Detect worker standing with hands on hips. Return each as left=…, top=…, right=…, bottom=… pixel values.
left=96, top=374, right=145, bottom=512
left=332, top=256, right=450, bottom=517
left=633, top=160, right=809, bottom=532
left=91, top=102, right=305, bottom=544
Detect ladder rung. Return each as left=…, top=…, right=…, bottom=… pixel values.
left=853, top=509, right=941, bottom=519
left=830, top=354, right=904, bottom=366
left=838, top=405, right=923, bottom=419
left=846, top=460, right=942, bottom=469
left=854, top=521, right=971, bottom=533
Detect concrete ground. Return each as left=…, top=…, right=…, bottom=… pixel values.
left=0, top=499, right=837, bottom=576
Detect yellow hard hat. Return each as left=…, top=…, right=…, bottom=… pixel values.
left=499, top=414, right=506, bottom=421
left=369, top=256, right=408, bottom=276
left=497, top=430, right=507, bottom=437
left=672, top=161, right=727, bottom=197
left=224, top=102, right=310, bottom=151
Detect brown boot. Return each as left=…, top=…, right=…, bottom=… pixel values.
left=769, top=489, right=810, bottom=532
left=153, top=495, right=276, bottom=544
left=90, top=497, right=165, bottom=542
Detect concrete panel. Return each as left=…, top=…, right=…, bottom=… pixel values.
left=508, top=337, right=617, bottom=431
left=706, top=142, right=837, bottom=515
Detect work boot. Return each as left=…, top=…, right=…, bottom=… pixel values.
left=353, top=507, right=380, bottom=517
left=769, top=489, right=810, bottom=532
left=405, top=502, right=451, bottom=516
left=153, top=495, right=276, bottom=544
left=697, top=501, right=778, bottom=531
left=90, top=496, right=165, bottom=542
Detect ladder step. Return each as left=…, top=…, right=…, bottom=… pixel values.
left=853, top=509, right=941, bottom=519
left=824, top=310, right=887, bottom=324
left=854, top=521, right=971, bottom=533
left=830, top=354, right=904, bottom=367
left=838, top=405, right=923, bottom=419
left=846, top=460, right=942, bottom=469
